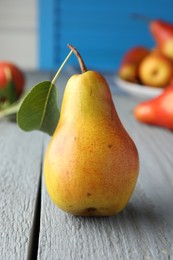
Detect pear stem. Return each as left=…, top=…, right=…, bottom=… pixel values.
left=67, top=44, right=87, bottom=73
left=51, top=49, right=73, bottom=85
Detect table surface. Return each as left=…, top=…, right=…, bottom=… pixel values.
left=0, top=69, right=173, bottom=260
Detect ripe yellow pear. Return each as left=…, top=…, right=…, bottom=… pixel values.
left=44, top=45, right=139, bottom=216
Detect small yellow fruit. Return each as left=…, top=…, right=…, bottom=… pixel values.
left=139, top=52, right=173, bottom=88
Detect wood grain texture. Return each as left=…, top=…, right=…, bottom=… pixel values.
left=1, top=71, right=172, bottom=259
left=0, top=122, right=43, bottom=259
left=40, top=0, right=173, bottom=71
left=38, top=185, right=172, bottom=259
left=38, top=75, right=173, bottom=260
left=0, top=71, right=50, bottom=259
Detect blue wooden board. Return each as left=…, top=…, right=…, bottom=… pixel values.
left=39, top=0, right=173, bottom=71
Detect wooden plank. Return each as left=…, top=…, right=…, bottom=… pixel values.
left=40, top=0, right=173, bottom=71
left=0, top=71, right=52, bottom=259
left=115, top=95, right=173, bottom=236
left=0, top=122, right=43, bottom=259
left=38, top=76, right=172, bottom=259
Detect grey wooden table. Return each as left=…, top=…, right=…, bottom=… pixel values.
left=0, top=69, right=172, bottom=260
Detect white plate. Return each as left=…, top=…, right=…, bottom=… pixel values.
left=114, top=76, right=163, bottom=98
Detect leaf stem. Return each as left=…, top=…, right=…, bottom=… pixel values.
left=0, top=101, right=21, bottom=120
left=51, top=50, right=73, bottom=85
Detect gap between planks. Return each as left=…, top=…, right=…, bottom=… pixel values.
left=27, top=141, right=44, bottom=260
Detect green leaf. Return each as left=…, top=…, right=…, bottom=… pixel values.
left=17, top=81, right=60, bottom=136
left=17, top=49, right=73, bottom=136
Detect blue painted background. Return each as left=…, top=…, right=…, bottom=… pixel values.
left=38, top=0, right=173, bottom=72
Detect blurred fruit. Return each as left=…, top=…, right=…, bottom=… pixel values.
left=0, top=62, right=25, bottom=104
left=150, top=20, right=173, bottom=60
left=118, top=46, right=150, bottom=83
left=138, top=51, right=173, bottom=88
left=134, top=83, right=173, bottom=130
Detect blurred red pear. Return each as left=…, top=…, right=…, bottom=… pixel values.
left=134, top=84, right=173, bottom=130
left=150, top=20, right=173, bottom=60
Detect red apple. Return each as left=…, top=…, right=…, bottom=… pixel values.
left=0, top=61, right=25, bottom=104
left=118, top=46, right=150, bottom=83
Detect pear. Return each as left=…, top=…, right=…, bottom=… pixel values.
left=150, top=20, right=173, bottom=60
left=44, top=44, right=139, bottom=216
left=134, top=83, right=173, bottom=130
left=132, top=15, right=173, bottom=60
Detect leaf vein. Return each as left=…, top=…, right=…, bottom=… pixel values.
left=39, top=82, right=53, bottom=130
